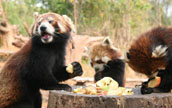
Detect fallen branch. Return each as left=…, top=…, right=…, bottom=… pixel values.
left=12, top=35, right=29, bottom=48
left=0, top=24, right=9, bottom=33
left=23, top=22, right=31, bottom=36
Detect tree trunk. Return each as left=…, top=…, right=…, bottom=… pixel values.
left=48, top=88, right=172, bottom=108
left=0, top=0, right=18, bottom=49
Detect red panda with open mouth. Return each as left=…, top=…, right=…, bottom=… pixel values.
left=0, top=12, right=83, bottom=108
left=88, top=37, right=125, bottom=87
left=125, top=26, right=172, bottom=94
left=32, top=12, right=76, bottom=44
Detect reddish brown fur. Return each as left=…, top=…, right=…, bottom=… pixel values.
left=127, top=27, right=172, bottom=77
left=89, top=41, right=125, bottom=86
left=89, top=43, right=122, bottom=64
left=0, top=40, right=31, bottom=108
left=32, top=12, right=73, bottom=34
left=0, top=13, right=76, bottom=107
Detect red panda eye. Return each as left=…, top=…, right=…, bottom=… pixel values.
left=96, top=60, right=104, bottom=64
left=55, top=27, right=59, bottom=32
left=38, top=22, right=41, bottom=25
left=49, top=20, right=54, bottom=24
left=90, top=62, right=93, bottom=67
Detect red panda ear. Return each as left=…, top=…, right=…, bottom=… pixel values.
left=62, top=15, right=76, bottom=33
left=102, top=36, right=113, bottom=47
left=33, top=12, right=40, bottom=21
left=123, top=52, right=130, bottom=62
left=30, top=12, right=40, bottom=35
left=83, top=46, right=89, bottom=58
left=152, top=45, right=168, bottom=58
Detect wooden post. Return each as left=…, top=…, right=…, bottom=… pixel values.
left=157, top=0, right=162, bottom=26
left=73, top=0, right=77, bottom=33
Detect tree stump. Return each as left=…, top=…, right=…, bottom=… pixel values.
left=48, top=87, right=172, bottom=108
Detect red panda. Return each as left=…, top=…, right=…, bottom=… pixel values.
left=0, top=12, right=83, bottom=108
left=126, top=26, right=172, bottom=94
left=88, top=37, right=125, bottom=86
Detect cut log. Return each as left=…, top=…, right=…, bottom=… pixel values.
left=48, top=88, right=172, bottom=108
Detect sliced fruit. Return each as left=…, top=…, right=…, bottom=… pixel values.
left=66, top=64, right=73, bottom=73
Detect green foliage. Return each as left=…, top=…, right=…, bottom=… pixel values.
left=2, top=0, right=172, bottom=39
left=2, top=0, right=38, bottom=36
left=77, top=0, right=151, bottom=37
left=37, top=0, right=73, bottom=17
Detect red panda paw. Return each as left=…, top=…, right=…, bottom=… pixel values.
left=70, top=62, right=83, bottom=77
left=141, top=86, right=153, bottom=94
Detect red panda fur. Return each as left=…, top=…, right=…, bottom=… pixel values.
left=88, top=37, right=125, bottom=86
left=127, top=26, right=172, bottom=77
left=0, top=40, right=31, bottom=108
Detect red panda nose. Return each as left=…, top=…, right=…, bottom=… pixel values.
left=95, top=67, right=100, bottom=72
left=40, top=26, right=47, bottom=31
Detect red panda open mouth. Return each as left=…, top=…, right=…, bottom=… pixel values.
left=41, top=33, right=52, bottom=39
left=41, top=32, right=53, bottom=43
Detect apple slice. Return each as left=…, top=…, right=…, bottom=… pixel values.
left=66, top=64, right=73, bottom=73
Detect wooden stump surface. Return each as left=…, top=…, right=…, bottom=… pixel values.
left=48, top=87, right=172, bottom=108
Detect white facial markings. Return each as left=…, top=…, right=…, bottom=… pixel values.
left=102, top=56, right=111, bottom=63
left=93, top=63, right=105, bottom=72
left=152, top=45, right=168, bottom=58
left=58, top=22, right=66, bottom=33
left=95, top=56, right=100, bottom=61
left=38, top=21, right=55, bottom=35
left=48, top=17, right=53, bottom=21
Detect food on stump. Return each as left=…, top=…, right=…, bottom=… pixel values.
left=73, top=77, right=133, bottom=96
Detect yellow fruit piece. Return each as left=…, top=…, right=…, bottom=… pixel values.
left=96, top=77, right=119, bottom=91
left=107, top=88, right=123, bottom=96
left=85, top=86, right=97, bottom=95
left=148, top=77, right=161, bottom=88
left=73, top=87, right=86, bottom=94
left=66, top=64, right=73, bottom=73
left=73, top=77, right=134, bottom=96
left=122, top=88, right=134, bottom=95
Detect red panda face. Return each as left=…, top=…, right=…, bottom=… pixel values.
left=31, top=12, right=76, bottom=44
left=88, top=37, right=122, bottom=72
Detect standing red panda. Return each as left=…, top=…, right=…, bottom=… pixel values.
left=0, top=12, right=83, bottom=108
left=88, top=37, right=125, bottom=86
left=125, top=26, right=172, bottom=94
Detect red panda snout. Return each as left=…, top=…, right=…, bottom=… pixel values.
left=38, top=21, right=55, bottom=43
left=31, top=12, right=76, bottom=44
left=91, top=56, right=112, bottom=72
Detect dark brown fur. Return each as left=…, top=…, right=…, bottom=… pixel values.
left=127, top=26, right=172, bottom=94
left=0, top=40, right=31, bottom=108
left=128, top=27, right=172, bottom=77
